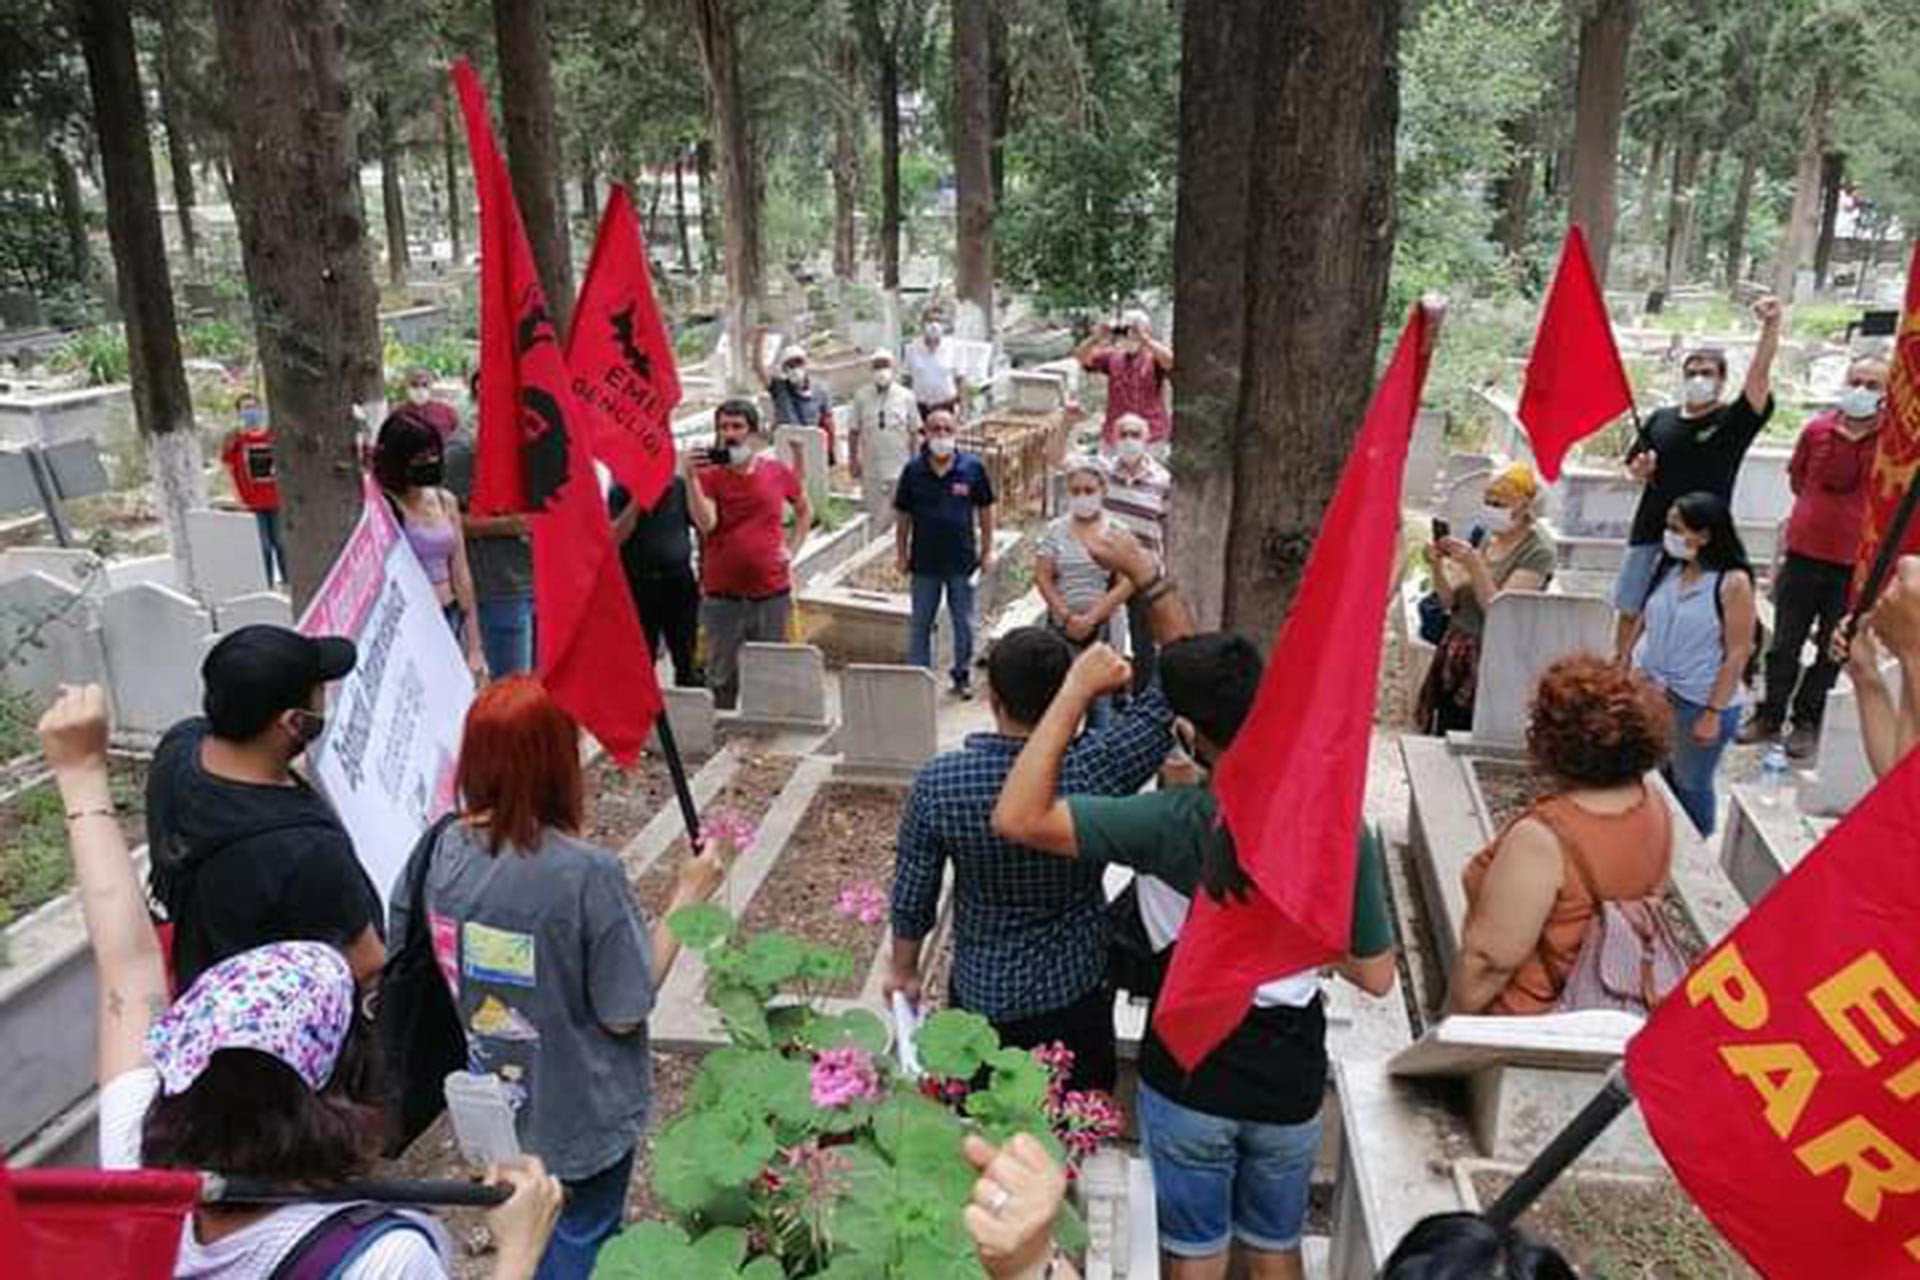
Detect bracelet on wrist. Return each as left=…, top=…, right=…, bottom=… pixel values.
left=65, top=806, right=116, bottom=823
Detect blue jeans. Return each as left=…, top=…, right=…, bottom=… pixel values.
left=909, top=571, right=976, bottom=685
left=1137, top=1081, right=1322, bottom=1258
left=253, top=509, right=285, bottom=587
left=1663, top=690, right=1740, bottom=836
left=1613, top=543, right=1664, bottom=614
left=478, top=594, right=534, bottom=676
left=534, top=1147, right=635, bottom=1280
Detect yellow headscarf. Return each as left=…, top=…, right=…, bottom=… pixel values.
left=1487, top=462, right=1539, bottom=507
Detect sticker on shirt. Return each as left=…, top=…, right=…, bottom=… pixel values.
left=429, top=911, right=461, bottom=998
left=951, top=482, right=971, bottom=497
left=470, top=994, right=540, bottom=1042
left=462, top=921, right=536, bottom=987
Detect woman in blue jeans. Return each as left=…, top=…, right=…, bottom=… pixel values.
left=1629, top=491, right=1758, bottom=836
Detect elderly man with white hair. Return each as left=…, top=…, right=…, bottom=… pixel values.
left=1074, top=306, right=1173, bottom=449
left=849, top=349, right=923, bottom=532
left=760, top=341, right=838, bottom=465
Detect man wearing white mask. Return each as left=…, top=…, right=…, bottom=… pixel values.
left=906, top=318, right=962, bottom=423
left=850, top=350, right=922, bottom=533
left=1074, top=307, right=1173, bottom=450
left=895, top=410, right=996, bottom=699
left=1742, top=355, right=1890, bottom=756
left=1612, top=296, right=1782, bottom=662
left=761, top=343, right=838, bottom=466
left=402, top=365, right=460, bottom=440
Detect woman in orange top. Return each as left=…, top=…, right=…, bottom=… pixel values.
left=1448, top=655, right=1676, bottom=1015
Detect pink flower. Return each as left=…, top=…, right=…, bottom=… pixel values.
left=699, top=808, right=759, bottom=859
left=811, top=1047, right=881, bottom=1109
left=836, top=882, right=887, bottom=925
left=1051, top=1089, right=1122, bottom=1164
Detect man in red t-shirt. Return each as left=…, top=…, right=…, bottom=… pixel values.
left=219, top=392, right=285, bottom=587
left=1744, top=355, right=1890, bottom=757
left=402, top=365, right=461, bottom=440
left=683, top=399, right=813, bottom=709
left=1074, top=307, right=1174, bottom=447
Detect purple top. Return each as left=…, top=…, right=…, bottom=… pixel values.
left=405, top=517, right=458, bottom=585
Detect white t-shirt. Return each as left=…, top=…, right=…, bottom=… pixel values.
left=1134, top=875, right=1322, bottom=1009
left=904, top=341, right=958, bottom=404
left=100, top=1069, right=452, bottom=1280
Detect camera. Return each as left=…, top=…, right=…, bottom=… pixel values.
left=707, top=445, right=732, bottom=466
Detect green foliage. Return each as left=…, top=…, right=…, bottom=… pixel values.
left=51, top=326, right=131, bottom=387
left=181, top=319, right=254, bottom=366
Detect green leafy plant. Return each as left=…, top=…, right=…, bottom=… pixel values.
left=51, top=326, right=130, bottom=387
left=597, top=908, right=1091, bottom=1278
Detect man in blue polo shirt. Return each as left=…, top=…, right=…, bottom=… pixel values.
left=895, top=409, right=996, bottom=698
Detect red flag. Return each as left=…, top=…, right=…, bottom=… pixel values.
left=5, top=1166, right=199, bottom=1280
left=1853, top=241, right=1920, bottom=595
left=1517, top=226, right=1634, bottom=482
left=1625, top=749, right=1920, bottom=1276
left=452, top=60, right=661, bottom=762
left=568, top=185, right=682, bottom=510
left=1151, top=300, right=1442, bottom=1071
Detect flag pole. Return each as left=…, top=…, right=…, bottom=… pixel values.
left=654, top=711, right=703, bottom=847
left=1848, top=469, right=1920, bottom=624
left=204, top=1174, right=510, bottom=1208
left=1481, top=1066, right=1636, bottom=1228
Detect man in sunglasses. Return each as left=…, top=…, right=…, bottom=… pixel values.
left=146, top=625, right=383, bottom=990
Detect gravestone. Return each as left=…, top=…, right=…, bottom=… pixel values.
left=1729, top=445, right=1793, bottom=527
left=1440, top=468, right=1495, bottom=537
left=215, top=590, right=294, bottom=631
left=104, top=555, right=180, bottom=592
left=1470, top=592, right=1615, bottom=745
left=1550, top=467, right=1641, bottom=539
left=775, top=424, right=831, bottom=511
left=184, top=508, right=269, bottom=606
left=99, top=583, right=212, bottom=737
left=835, top=665, right=938, bottom=783
left=649, top=685, right=717, bottom=760
left=1404, top=410, right=1447, bottom=507
left=0, top=570, right=105, bottom=707
left=1802, top=673, right=1882, bottom=817
left=1441, top=451, right=1497, bottom=492
left=736, top=642, right=831, bottom=731
left=0, top=547, right=97, bottom=589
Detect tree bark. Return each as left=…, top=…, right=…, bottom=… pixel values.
left=695, top=138, right=718, bottom=274
left=1636, top=131, right=1666, bottom=249
left=952, top=0, right=995, bottom=336
left=1813, top=149, right=1845, bottom=291
left=491, top=0, right=574, bottom=336
left=374, top=94, right=410, bottom=287
left=1661, top=136, right=1700, bottom=295
left=1725, top=148, right=1757, bottom=294
left=1491, top=115, right=1536, bottom=259
left=208, top=0, right=384, bottom=608
left=48, top=143, right=91, bottom=281
left=987, top=0, right=1011, bottom=205
left=1771, top=66, right=1833, bottom=300
left=579, top=151, right=598, bottom=229
left=853, top=0, right=902, bottom=290
left=1567, top=0, right=1633, bottom=285
left=442, top=90, right=463, bottom=264
left=155, top=5, right=199, bottom=268
left=674, top=149, right=694, bottom=276
left=687, top=0, right=764, bottom=389
left=75, top=0, right=204, bottom=582
left=1171, top=0, right=1400, bottom=636
left=831, top=33, right=860, bottom=283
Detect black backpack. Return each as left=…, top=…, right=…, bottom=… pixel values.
left=376, top=815, right=467, bottom=1158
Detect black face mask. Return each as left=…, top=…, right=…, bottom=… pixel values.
left=409, top=458, right=445, bottom=486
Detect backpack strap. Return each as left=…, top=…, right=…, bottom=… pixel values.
left=267, top=1204, right=435, bottom=1280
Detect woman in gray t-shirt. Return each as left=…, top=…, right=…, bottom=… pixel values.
left=390, top=675, right=726, bottom=1280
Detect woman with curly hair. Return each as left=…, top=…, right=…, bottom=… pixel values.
left=1447, top=655, right=1676, bottom=1015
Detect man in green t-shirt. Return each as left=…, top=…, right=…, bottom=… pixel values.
left=993, top=563, right=1395, bottom=1279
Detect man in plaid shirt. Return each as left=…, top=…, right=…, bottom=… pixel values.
left=887, top=534, right=1194, bottom=1092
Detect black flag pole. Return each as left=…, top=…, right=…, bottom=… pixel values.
left=1482, top=1066, right=1636, bottom=1228
left=1847, top=468, right=1920, bottom=629
left=205, top=1174, right=511, bottom=1207
left=653, top=709, right=702, bottom=848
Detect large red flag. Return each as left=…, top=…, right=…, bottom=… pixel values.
left=1625, top=749, right=1920, bottom=1276
left=1853, top=241, right=1920, bottom=596
left=567, top=184, right=682, bottom=509
left=452, top=60, right=661, bottom=762
left=1516, top=225, right=1634, bottom=481
left=5, top=1166, right=199, bottom=1280
left=1151, top=300, right=1442, bottom=1071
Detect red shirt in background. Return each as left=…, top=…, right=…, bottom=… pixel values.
left=221, top=428, right=280, bottom=512
left=1090, top=348, right=1171, bottom=444
left=697, top=456, right=802, bottom=598
left=1785, top=409, right=1879, bottom=567
left=409, top=399, right=462, bottom=440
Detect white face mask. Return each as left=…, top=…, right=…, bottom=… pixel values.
left=407, top=385, right=432, bottom=406
left=1663, top=529, right=1697, bottom=561
left=727, top=443, right=752, bottom=467
left=1839, top=385, right=1884, bottom=420
left=785, top=365, right=807, bottom=384
left=1116, top=437, right=1146, bottom=460
left=1069, top=494, right=1103, bottom=520
left=874, top=368, right=895, bottom=389
left=1476, top=505, right=1515, bottom=535
left=927, top=436, right=956, bottom=459
left=1683, top=374, right=1719, bottom=408
left=924, top=323, right=942, bottom=342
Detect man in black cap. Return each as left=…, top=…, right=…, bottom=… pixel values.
left=145, top=624, right=382, bottom=990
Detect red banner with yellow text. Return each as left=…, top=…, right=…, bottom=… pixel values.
left=1854, top=242, right=1920, bottom=595
left=1625, top=748, right=1920, bottom=1277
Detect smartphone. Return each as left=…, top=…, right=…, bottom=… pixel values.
left=444, top=1071, right=523, bottom=1166
left=1111, top=324, right=1130, bottom=339
left=706, top=445, right=731, bottom=467
left=1431, top=516, right=1450, bottom=542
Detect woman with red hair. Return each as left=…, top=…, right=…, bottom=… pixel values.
left=392, top=675, right=727, bottom=1280
left=1447, top=655, right=1677, bottom=1015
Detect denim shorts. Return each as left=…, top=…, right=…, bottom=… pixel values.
left=1137, top=1081, right=1323, bottom=1257
left=1613, top=542, right=1665, bottom=613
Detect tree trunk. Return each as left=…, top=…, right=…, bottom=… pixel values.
left=831, top=34, right=860, bottom=282
left=48, top=143, right=91, bottom=281
left=1813, top=150, right=1845, bottom=291
left=491, top=0, right=574, bottom=336
left=208, top=0, right=384, bottom=608
left=1661, top=136, right=1700, bottom=295
left=675, top=149, right=694, bottom=276
left=155, top=6, right=199, bottom=269
left=579, top=152, right=598, bottom=228
left=75, top=0, right=204, bottom=584
left=442, top=91, right=463, bottom=264
left=687, top=0, right=764, bottom=389
left=987, top=0, right=1011, bottom=205
left=375, top=95, right=410, bottom=287
left=695, top=138, right=718, bottom=274
left=952, top=0, right=995, bottom=336
left=1491, top=115, right=1536, bottom=258
left=1170, top=0, right=1400, bottom=635
left=1636, top=131, right=1666, bottom=249
left=1725, top=148, right=1757, bottom=294
left=1771, top=67, right=1833, bottom=300
left=854, top=1, right=903, bottom=291
left=1567, top=0, right=1633, bottom=285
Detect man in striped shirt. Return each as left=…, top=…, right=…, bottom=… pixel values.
left=1099, top=413, right=1172, bottom=689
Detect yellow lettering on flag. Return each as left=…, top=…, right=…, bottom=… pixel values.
left=1719, top=1042, right=1821, bottom=1140
left=1688, top=943, right=1770, bottom=1030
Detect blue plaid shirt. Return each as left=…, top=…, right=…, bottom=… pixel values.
left=891, top=684, right=1173, bottom=1021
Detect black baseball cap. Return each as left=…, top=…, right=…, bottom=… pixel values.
left=202, top=625, right=357, bottom=741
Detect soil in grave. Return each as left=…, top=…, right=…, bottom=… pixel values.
left=0, top=754, right=147, bottom=925
left=1474, top=761, right=1543, bottom=831
left=1471, top=1171, right=1755, bottom=1279
left=581, top=753, right=674, bottom=851
left=625, top=754, right=800, bottom=922
left=736, top=783, right=906, bottom=997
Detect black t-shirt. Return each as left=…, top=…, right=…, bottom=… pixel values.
left=1625, top=396, right=1773, bottom=545
left=145, top=719, right=378, bottom=989
left=610, top=476, right=695, bottom=583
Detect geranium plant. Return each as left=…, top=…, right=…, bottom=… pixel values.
left=593, top=905, right=1096, bottom=1279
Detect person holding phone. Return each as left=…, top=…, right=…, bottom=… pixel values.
left=1417, top=464, right=1556, bottom=734
left=220, top=392, right=285, bottom=588
left=1074, top=307, right=1173, bottom=449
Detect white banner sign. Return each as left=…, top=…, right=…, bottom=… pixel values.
left=298, top=479, right=473, bottom=910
